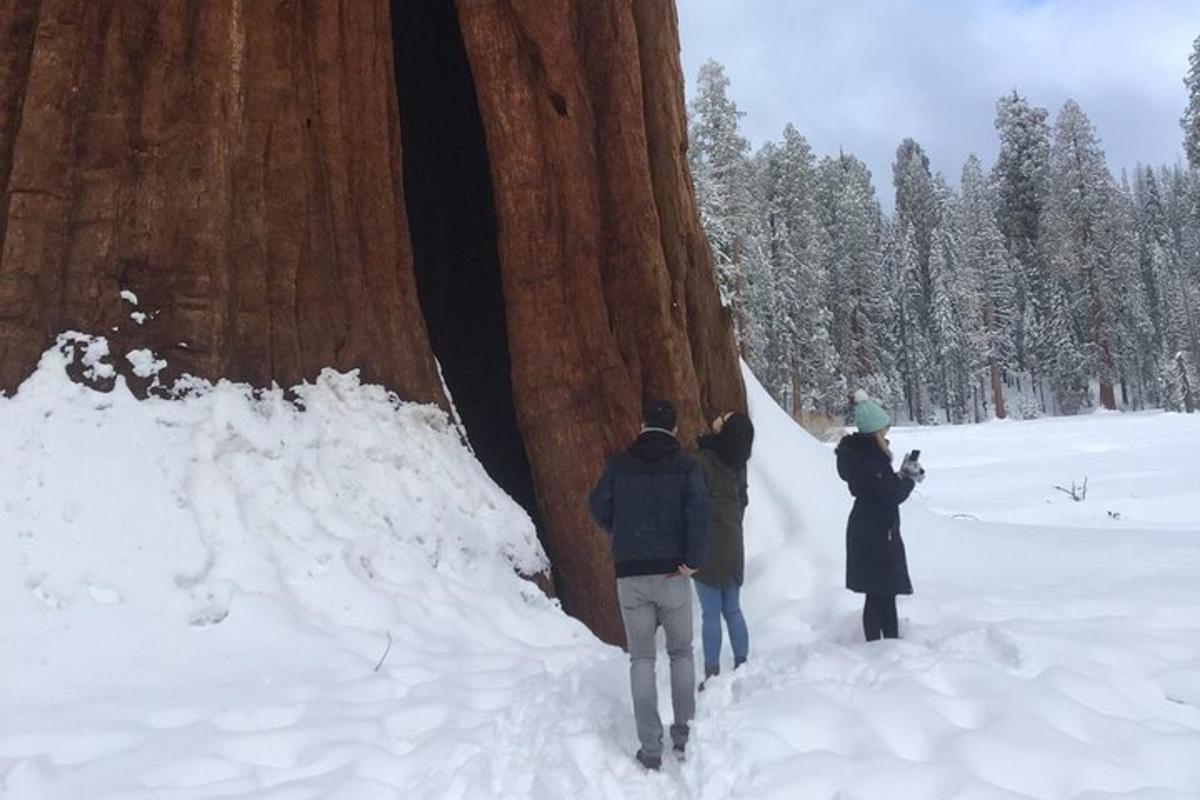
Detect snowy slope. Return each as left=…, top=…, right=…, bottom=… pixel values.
left=0, top=335, right=606, bottom=799
left=2, top=341, right=1199, bottom=799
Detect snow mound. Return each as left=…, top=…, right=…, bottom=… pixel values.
left=3, top=335, right=546, bottom=636
left=0, top=334, right=608, bottom=798
left=741, top=363, right=852, bottom=643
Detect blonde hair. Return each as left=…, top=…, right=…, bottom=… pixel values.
left=873, top=428, right=892, bottom=460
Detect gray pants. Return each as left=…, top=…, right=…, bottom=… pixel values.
left=617, top=574, right=695, bottom=758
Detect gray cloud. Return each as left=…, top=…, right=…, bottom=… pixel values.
left=677, top=0, right=1200, bottom=208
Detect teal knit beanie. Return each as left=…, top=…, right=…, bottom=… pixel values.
left=853, top=389, right=891, bottom=434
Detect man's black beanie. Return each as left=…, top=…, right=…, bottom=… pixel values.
left=642, top=399, right=677, bottom=431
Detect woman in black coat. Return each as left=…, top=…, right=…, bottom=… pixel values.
left=835, top=391, right=924, bottom=641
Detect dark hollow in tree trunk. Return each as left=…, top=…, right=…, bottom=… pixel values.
left=390, top=0, right=543, bottom=546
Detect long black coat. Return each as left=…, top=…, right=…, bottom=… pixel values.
left=835, top=433, right=915, bottom=596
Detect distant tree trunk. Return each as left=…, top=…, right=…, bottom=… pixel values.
left=943, top=365, right=952, bottom=424
left=1097, top=349, right=1117, bottom=410
left=791, top=367, right=803, bottom=419
left=1179, top=352, right=1196, bottom=413
left=983, top=299, right=1006, bottom=419
left=896, top=304, right=918, bottom=422
left=989, top=360, right=1007, bottom=419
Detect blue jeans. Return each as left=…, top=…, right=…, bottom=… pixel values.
left=693, top=580, right=749, bottom=670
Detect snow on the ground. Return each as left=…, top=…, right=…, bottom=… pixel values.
left=1, top=334, right=606, bottom=799
left=2, top=341, right=1199, bottom=799
left=688, top=375, right=1200, bottom=799
left=887, top=411, right=1200, bottom=531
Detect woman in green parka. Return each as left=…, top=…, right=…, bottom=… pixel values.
left=692, top=411, right=755, bottom=682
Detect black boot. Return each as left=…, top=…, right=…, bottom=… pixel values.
left=698, top=665, right=720, bottom=692
left=636, top=749, right=661, bottom=771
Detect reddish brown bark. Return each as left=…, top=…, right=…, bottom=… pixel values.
left=455, top=0, right=743, bottom=643
left=0, top=0, right=743, bottom=644
left=983, top=299, right=1007, bottom=419
left=989, top=360, right=1007, bottom=420
left=0, top=0, right=443, bottom=403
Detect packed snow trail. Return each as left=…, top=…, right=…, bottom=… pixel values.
left=2, top=339, right=1199, bottom=798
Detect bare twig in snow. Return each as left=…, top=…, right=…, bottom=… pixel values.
left=1054, top=476, right=1088, bottom=502
left=374, top=631, right=393, bottom=672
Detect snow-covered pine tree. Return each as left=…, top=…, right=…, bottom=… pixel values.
left=1040, top=277, right=1090, bottom=414
left=739, top=145, right=777, bottom=395
left=1133, top=167, right=1170, bottom=377
left=767, top=126, right=843, bottom=416
left=1046, top=100, right=1120, bottom=409
left=816, top=152, right=889, bottom=418
left=1183, top=34, right=1200, bottom=171
left=871, top=219, right=909, bottom=414
left=928, top=218, right=973, bottom=423
left=1173, top=45, right=1200, bottom=411
left=893, top=139, right=942, bottom=302
left=993, top=91, right=1053, bottom=404
left=1127, top=165, right=1200, bottom=411
left=892, top=139, right=943, bottom=422
left=1161, top=167, right=1200, bottom=375
left=902, top=227, right=940, bottom=423
left=739, top=184, right=776, bottom=389
left=1160, top=246, right=1200, bottom=412
left=959, top=154, right=1016, bottom=418
left=1109, top=176, right=1157, bottom=409
left=688, top=60, right=756, bottom=344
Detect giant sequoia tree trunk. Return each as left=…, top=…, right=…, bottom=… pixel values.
left=0, top=0, right=445, bottom=402
left=0, top=0, right=743, bottom=644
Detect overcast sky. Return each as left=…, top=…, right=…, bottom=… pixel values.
left=676, top=0, right=1200, bottom=209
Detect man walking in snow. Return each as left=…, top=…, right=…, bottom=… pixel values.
left=589, top=399, right=710, bottom=770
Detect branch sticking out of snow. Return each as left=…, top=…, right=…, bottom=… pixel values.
left=373, top=631, right=394, bottom=672
left=1054, top=476, right=1089, bottom=502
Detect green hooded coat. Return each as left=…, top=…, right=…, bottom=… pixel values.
left=692, top=446, right=747, bottom=588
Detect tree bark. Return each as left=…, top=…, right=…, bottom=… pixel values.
left=0, top=0, right=444, bottom=403
left=989, top=360, right=1007, bottom=419
left=982, top=297, right=1006, bottom=419
left=454, top=0, right=743, bottom=643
